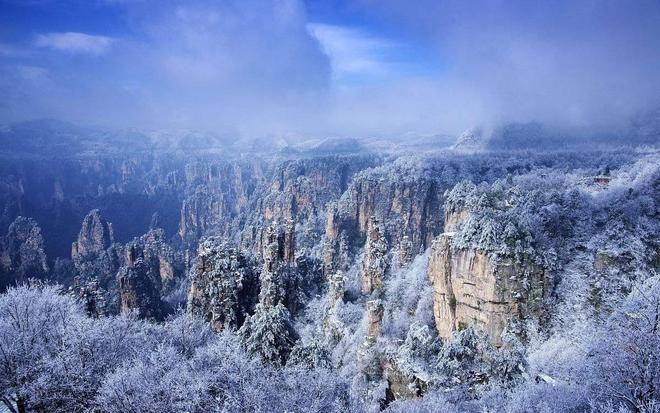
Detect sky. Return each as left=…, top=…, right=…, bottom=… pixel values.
left=1, top=0, right=659, bottom=138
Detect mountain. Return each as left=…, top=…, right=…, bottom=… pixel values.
left=0, top=120, right=658, bottom=412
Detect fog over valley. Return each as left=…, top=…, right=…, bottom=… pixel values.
left=0, top=1, right=658, bottom=413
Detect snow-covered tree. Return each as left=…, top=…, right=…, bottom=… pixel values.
left=584, top=277, right=660, bottom=411
left=0, top=284, right=81, bottom=413
left=239, top=302, right=298, bottom=366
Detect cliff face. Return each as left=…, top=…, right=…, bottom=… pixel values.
left=69, top=209, right=184, bottom=317
left=118, top=258, right=168, bottom=320
left=71, top=209, right=114, bottom=259
left=0, top=216, right=49, bottom=288
left=428, top=213, right=547, bottom=346
left=365, top=299, right=384, bottom=342
left=71, top=210, right=124, bottom=300
left=443, top=208, right=470, bottom=233
left=361, top=216, right=389, bottom=295
left=187, top=237, right=258, bottom=331
left=125, top=228, right=183, bottom=294
left=239, top=156, right=377, bottom=259
left=178, top=161, right=264, bottom=246
left=357, top=299, right=385, bottom=381
left=323, top=162, right=443, bottom=277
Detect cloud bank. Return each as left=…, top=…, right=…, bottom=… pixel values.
left=35, top=32, right=115, bottom=55
left=0, top=0, right=659, bottom=138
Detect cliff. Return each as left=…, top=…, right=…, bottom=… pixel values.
left=0, top=216, right=49, bottom=289
left=428, top=211, right=547, bottom=346
left=118, top=258, right=168, bottom=320
left=71, top=209, right=114, bottom=259
left=187, top=237, right=258, bottom=331
left=70, top=209, right=184, bottom=317
left=322, top=159, right=443, bottom=277
left=125, top=228, right=183, bottom=295
left=178, top=160, right=264, bottom=246
left=238, top=155, right=377, bottom=259
left=361, top=216, right=389, bottom=295
left=71, top=210, right=124, bottom=308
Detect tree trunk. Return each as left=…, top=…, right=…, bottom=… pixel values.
left=16, top=398, right=26, bottom=413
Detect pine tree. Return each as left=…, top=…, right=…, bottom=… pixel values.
left=239, top=303, right=298, bottom=366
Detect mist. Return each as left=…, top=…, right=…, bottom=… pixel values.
left=1, top=3, right=660, bottom=412
left=1, top=0, right=659, bottom=139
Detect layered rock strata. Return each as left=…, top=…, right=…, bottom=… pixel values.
left=428, top=212, right=547, bottom=346
left=322, top=163, right=443, bottom=278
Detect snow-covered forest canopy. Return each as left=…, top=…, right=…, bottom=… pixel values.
left=0, top=128, right=658, bottom=412
left=1, top=0, right=660, bottom=411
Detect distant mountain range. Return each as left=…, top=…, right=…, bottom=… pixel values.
left=1, top=110, right=658, bottom=160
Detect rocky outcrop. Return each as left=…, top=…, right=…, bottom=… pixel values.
left=0, top=217, right=49, bottom=289
left=322, top=161, right=443, bottom=277
left=239, top=156, right=377, bottom=260
left=362, top=216, right=389, bottom=295
left=428, top=229, right=547, bottom=347
left=322, top=214, right=350, bottom=276
left=357, top=299, right=385, bottom=382
left=71, top=211, right=124, bottom=306
left=187, top=237, right=258, bottom=331
left=125, top=228, right=183, bottom=294
left=259, top=223, right=293, bottom=308
left=365, top=299, right=384, bottom=342
left=70, top=209, right=184, bottom=316
left=118, top=258, right=168, bottom=320
left=282, top=219, right=296, bottom=263
left=178, top=161, right=264, bottom=246
left=237, top=221, right=304, bottom=367
left=443, top=209, right=470, bottom=233
left=71, top=209, right=114, bottom=260
left=116, top=229, right=182, bottom=320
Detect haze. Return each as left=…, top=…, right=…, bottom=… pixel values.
left=1, top=0, right=659, bottom=139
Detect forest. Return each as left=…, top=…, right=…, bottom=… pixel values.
left=0, top=130, right=658, bottom=412
left=2, top=0, right=659, bottom=411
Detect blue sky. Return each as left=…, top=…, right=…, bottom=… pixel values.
left=0, top=0, right=443, bottom=86
left=1, top=0, right=659, bottom=137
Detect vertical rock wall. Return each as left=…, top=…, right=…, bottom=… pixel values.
left=0, top=216, right=49, bottom=288
left=187, top=238, right=257, bottom=331
left=428, top=212, right=547, bottom=346
left=361, top=216, right=389, bottom=295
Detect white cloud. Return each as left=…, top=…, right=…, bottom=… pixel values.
left=307, top=23, right=394, bottom=83
left=35, top=32, right=115, bottom=55
left=2, top=0, right=658, bottom=138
